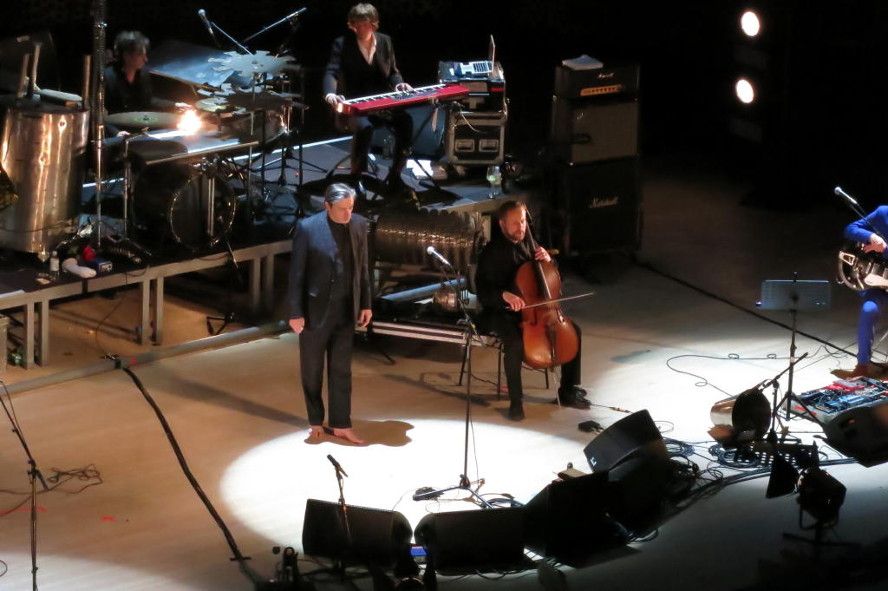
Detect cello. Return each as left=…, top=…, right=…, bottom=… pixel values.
left=512, top=221, right=581, bottom=370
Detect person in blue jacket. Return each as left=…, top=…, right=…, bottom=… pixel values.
left=844, top=206, right=888, bottom=377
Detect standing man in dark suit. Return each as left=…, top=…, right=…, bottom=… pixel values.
left=289, top=183, right=373, bottom=444
left=322, top=3, right=415, bottom=200
left=475, top=201, right=590, bottom=421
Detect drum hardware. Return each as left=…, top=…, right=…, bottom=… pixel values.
left=132, top=156, right=239, bottom=252
left=209, top=50, right=299, bottom=79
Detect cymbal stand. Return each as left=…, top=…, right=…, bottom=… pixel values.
left=412, top=258, right=493, bottom=508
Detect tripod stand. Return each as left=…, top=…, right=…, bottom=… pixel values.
left=413, top=256, right=493, bottom=508
left=1, top=386, right=50, bottom=591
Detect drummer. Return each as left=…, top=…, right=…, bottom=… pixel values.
left=104, top=30, right=188, bottom=137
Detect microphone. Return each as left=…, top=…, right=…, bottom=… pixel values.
left=426, top=246, right=453, bottom=269
left=197, top=9, right=218, bottom=43
left=834, top=186, right=859, bottom=207
left=327, top=454, right=348, bottom=477
left=286, top=7, right=308, bottom=21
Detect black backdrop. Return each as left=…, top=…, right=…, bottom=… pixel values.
left=5, top=0, right=888, bottom=201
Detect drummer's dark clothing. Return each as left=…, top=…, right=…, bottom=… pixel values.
left=322, top=32, right=413, bottom=181
left=102, top=63, right=175, bottom=136
left=475, top=234, right=582, bottom=404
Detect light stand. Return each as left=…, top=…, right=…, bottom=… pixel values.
left=1, top=390, right=50, bottom=591
left=413, top=256, right=493, bottom=508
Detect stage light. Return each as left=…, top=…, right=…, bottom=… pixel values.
left=735, top=78, right=756, bottom=104
left=740, top=10, right=762, bottom=38
left=797, top=467, right=845, bottom=524
left=177, top=109, right=202, bottom=135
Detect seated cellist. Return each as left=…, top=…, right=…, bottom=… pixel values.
left=475, top=200, right=590, bottom=421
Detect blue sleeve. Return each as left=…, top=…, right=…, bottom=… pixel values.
left=288, top=220, right=308, bottom=318
left=845, top=206, right=888, bottom=244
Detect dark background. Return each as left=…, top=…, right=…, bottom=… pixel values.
left=5, top=0, right=888, bottom=204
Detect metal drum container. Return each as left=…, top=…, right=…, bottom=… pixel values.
left=0, top=103, right=89, bottom=256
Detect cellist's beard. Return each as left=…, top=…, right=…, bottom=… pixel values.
left=506, top=229, right=525, bottom=243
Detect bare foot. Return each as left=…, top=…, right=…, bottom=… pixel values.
left=304, top=425, right=325, bottom=443
left=332, top=427, right=366, bottom=445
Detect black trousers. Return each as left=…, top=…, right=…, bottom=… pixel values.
left=299, top=299, right=355, bottom=428
left=485, top=312, right=582, bottom=404
left=348, top=109, right=413, bottom=180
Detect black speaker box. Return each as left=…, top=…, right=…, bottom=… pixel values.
left=550, top=97, right=639, bottom=165
left=414, top=508, right=525, bottom=573
left=557, top=158, right=642, bottom=254
left=823, top=402, right=888, bottom=467
left=583, top=410, right=666, bottom=473
left=302, top=499, right=412, bottom=568
left=523, top=472, right=626, bottom=563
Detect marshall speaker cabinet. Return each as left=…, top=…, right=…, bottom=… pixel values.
left=550, top=59, right=642, bottom=253
left=557, top=158, right=642, bottom=254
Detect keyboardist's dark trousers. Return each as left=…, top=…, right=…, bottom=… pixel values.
left=299, top=297, right=355, bottom=429
left=484, top=311, right=582, bottom=404
left=348, top=109, right=413, bottom=182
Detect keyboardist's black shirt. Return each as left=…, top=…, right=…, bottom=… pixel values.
left=323, top=32, right=404, bottom=99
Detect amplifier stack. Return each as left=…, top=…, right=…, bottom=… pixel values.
left=549, top=58, right=641, bottom=254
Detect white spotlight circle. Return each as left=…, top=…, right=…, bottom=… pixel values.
left=740, top=10, right=761, bottom=37
left=735, top=78, right=756, bottom=104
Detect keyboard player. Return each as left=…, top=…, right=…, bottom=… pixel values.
left=322, top=3, right=416, bottom=202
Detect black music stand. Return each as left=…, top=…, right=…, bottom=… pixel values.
left=758, top=276, right=831, bottom=421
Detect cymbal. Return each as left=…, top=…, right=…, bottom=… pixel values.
left=106, top=111, right=179, bottom=129
left=208, top=50, right=299, bottom=78
left=194, top=96, right=232, bottom=113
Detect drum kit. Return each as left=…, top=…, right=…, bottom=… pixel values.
left=0, top=10, right=308, bottom=260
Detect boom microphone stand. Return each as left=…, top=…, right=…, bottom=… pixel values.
left=1, top=388, right=50, bottom=591
left=413, top=252, right=493, bottom=508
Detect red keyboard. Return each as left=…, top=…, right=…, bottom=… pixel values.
left=335, top=83, right=469, bottom=116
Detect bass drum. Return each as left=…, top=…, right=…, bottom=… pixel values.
left=133, top=163, right=237, bottom=251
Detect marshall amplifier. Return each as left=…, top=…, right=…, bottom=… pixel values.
left=444, top=109, right=507, bottom=165
left=556, top=158, right=642, bottom=254
left=550, top=97, right=639, bottom=165
left=554, top=62, right=639, bottom=99
left=438, top=61, right=506, bottom=112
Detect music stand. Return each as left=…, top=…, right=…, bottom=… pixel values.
left=758, top=277, right=831, bottom=421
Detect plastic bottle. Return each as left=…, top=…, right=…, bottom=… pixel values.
left=49, top=251, right=59, bottom=280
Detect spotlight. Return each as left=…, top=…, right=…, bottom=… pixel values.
left=740, top=10, right=762, bottom=38
left=797, top=467, right=845, bottom=524
left=735, top=78, right=756, bottom=104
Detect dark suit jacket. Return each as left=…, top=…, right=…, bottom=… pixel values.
left=322, top=32, right=404, bottom=99
left=475, top=234, right=533, bottom=311
left=288, top=211, right=372, bottom=329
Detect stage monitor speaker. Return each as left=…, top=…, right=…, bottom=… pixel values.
left=558, top=158, right=642, bottom=254
left=583, top=409, right=666, bottom=473
left=414, top=508, right=525, bottom=573
left=302, top=499, right=413, bottom=569
left=550, top=97, right=638, bottom=165
left=823, top=402, right=888, bottom=467
left=523, top=472, right=626, bottom=563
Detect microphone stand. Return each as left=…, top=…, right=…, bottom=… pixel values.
left=242, top=8, right=307, bottom=44
left=330, top=460, right=351, bottom=574
left=202, top=11, right=251, bottom=54
left=0, top=390, right=50, bottom=591
left=413, top=257, right=494, bottom=508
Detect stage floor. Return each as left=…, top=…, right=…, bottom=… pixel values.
left=2, top=152, right=887, bottom=590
